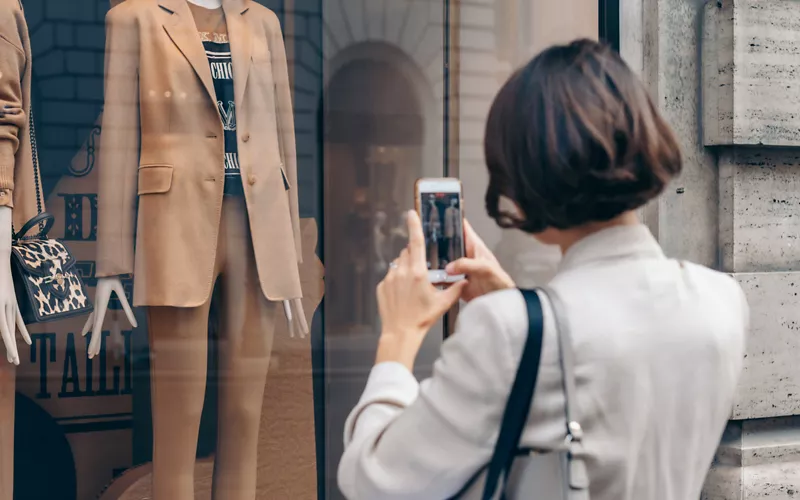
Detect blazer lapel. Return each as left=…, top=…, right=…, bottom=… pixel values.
left=223, top=0, right=253, bottom=113
left=159, top=0, right=217, bottom=109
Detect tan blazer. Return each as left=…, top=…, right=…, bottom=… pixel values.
left=96, top=0, right=303, bottom=307
left=0, top=0, right=44, bottom=227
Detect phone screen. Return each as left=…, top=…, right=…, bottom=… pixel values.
left=420, top=191, right=464, bottom=273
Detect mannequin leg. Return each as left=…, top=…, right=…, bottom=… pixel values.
left=147, top=300, right=214, bottom=499
left=0, top=362, right=14, bottom=500
left=212, top=198, right=277, bottom=500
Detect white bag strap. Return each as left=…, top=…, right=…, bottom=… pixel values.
left=540, top=286, right=590, bottom=497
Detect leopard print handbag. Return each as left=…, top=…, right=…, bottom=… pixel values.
left=10, top=110, right=93, bottom=324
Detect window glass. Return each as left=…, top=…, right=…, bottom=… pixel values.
left=4, top=1, right=597, bottom=499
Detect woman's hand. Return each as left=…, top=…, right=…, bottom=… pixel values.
left=445, top=219, right=514, bottom=302
left=376, top=211, right=466, bottom=370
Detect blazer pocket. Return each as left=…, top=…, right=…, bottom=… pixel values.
left=138, top=165, right=174, bottom=195
left=279, top=164, right=291, bottom=191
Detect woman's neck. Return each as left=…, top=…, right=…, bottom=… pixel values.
left=557, top=211, right=640, bottom=255
left=187, top=0, right=222, bottom=9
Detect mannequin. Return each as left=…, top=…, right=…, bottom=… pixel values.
left=87, top=0, right=308, bottom=498
left=426, top=198, right=441, bottom=269
left=1, top=1, right=47, bottom=498
left=443, top=198, right=460, bottom=264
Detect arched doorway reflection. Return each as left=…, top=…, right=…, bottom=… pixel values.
left=324, top=58, right=424, bottom=336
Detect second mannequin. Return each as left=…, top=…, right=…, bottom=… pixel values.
left=91, top=0, right=304, bottom=498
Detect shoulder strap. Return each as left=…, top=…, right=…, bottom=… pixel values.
left=29, top=107, right=44, bottom=216
left=481, top=289, right=544, bottom=500
left=540, top=286, right=590, bottom=495
left=11, top=107, right=45, bottom=237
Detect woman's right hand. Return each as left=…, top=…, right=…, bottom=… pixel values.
left=446, top=220, right=514, bottom=302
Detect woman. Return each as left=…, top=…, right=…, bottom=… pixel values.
left=338, top=40, right=748, bottom=500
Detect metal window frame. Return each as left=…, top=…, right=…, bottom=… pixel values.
left=599, top=0, right=620, bottom=51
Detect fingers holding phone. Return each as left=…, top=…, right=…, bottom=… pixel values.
left=446, top=219, right=515, bottom=302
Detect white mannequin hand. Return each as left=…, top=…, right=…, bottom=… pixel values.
left=0, top=206, right=30, bottom=365
left=293, top=298, right=309, bottom=337
left=81, top=276, right=137, bottom=359
left=282, top=300, right=297, bottom=338
left=282, top=299, right=309, bottom=339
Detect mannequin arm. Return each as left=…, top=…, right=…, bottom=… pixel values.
left=0, top=206, right=29, bottom=365
left=269, top=13, right=302, bottom=262
left=81, top=276, right=137, bottom=359
left=96, top=5, right=140, bottom=277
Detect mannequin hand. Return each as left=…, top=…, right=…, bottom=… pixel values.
left=0, top=207, right=30, bottom=365
left=282, top=300, right=298, bottom=339
left=81, top=276, right=137, bottom=359
left=293, top=298, right=309, bottom=337
left=282, top=299, right=309, bottom=339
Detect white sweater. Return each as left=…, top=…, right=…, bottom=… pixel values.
left=338, top=225, right=748, bottom=500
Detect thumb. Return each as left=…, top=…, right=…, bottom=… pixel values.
left=446, top=258, right=489, bottom=276
left=437, top=280, right=467, bottom=311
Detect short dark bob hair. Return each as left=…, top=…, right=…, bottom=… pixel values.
left=484, top=39, right=682, bottom=233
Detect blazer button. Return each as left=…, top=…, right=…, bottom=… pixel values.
left=243, top=133, right=251, bottom=143
left=248, top=174, right=257, bottom=186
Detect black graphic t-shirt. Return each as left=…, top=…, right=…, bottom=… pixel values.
left=190, top=4, right=243, bottom=196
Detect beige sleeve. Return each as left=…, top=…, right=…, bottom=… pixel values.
left=268, top=12, right=302, bottom=263
left=96, top=5, right=140, bottom=277
left=0, top=18, right=26, bottom=206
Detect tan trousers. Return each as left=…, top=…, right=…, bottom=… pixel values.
left=0, top=363, right=13, bottom=500
left=147, top=197, right=277, bottom=500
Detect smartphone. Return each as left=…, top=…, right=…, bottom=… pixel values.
left=415, top=178, right=465, bottom=283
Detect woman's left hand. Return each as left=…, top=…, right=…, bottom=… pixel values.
left=376, top=211, right=466, bottom=370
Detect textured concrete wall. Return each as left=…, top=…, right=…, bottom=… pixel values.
left=703, top=417, right=800, bottom=499
left=719, top=150, right=800, bottom=273
left=733, top=272, right=800, bottom=420
left=704, top=0, right=800, bottom=147
left=642, top=0, right=719, bottom=268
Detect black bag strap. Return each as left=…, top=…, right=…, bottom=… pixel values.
left=11, top=106, right=46, bottom=238
left=29, top=107, right=44, bottom=216
left=481, top=289, right=544, bottom=500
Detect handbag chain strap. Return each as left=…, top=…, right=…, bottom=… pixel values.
left=11, top=107, right=45, bottom=240
left=29, top=107, right=44, bottom=217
